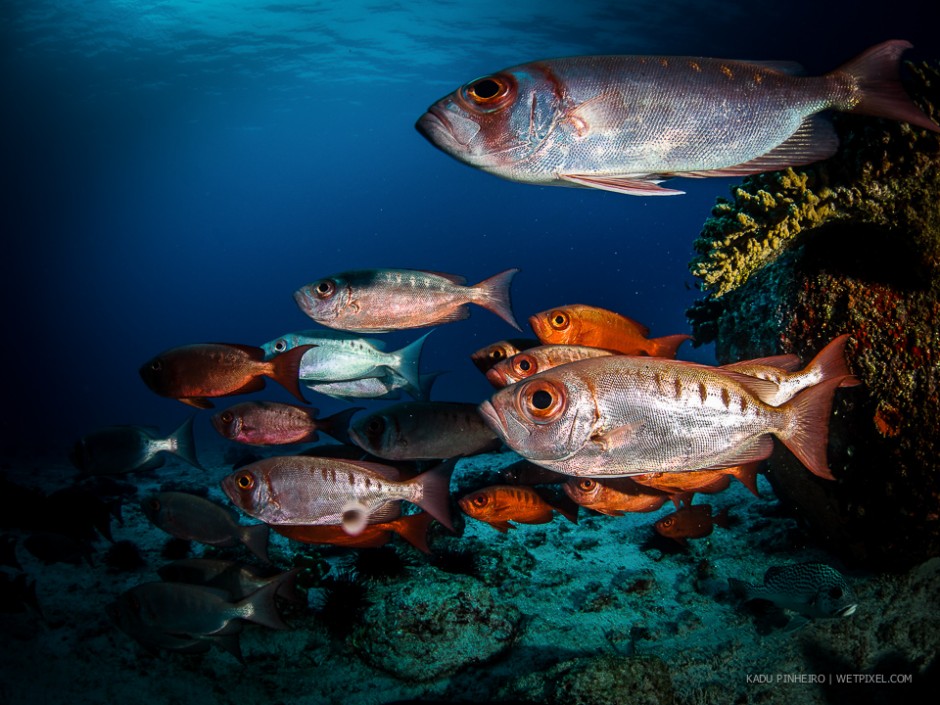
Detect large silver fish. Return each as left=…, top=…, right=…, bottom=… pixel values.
left=479, top=348, right=851, bottom=480
left=417, top=41, right=939, bottom=195
left=220, top=456, right=454, bottom=535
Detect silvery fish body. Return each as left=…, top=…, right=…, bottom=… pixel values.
left=307, top=370, right=441, bottom=401
left=479, top=355, right=844, bottom=479
left=730, top=563, right=858, bottom=620
left=417, top=41, right=938, bottom=195
left=221, top=456, right=454, bottom=534
left=260, top=329, right=428, bottom=392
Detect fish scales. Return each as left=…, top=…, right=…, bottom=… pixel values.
left=480, top=355, right=835, bottom=477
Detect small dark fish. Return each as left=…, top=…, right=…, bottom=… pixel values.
left=459, top=485, right=578, bottom=533
left=211, top=402, right=362, bottom=446
left=470, top=338, right=539, bottom=374
left=141, top=491, right=270, bottom=563
left=729, top=563, right=858, bottom=624
left=294, top=268, right=521, bottom=332
left=348, top=401, right=500, bottom=460
left=654, top=504, right=730, bottom=547
left=158, top=559, right=303, bottom=604
left=70, top=417, right=202, bottom=475
left=139, top=342, right=313, bottom=409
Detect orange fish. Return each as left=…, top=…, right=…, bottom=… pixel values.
left=563, top=477, right=668, bottom=516
left=529, top=304, right=690, bottom=357
left=632, top=463, right=761, bottom=502
left=654, top=504, right=730, bottom=547
left=471, top=338, right=540, bottom=375
left=459, top=485, right=578, bottom=532
left=272, top=512, right=435, bottom=554
left=140, top=343, right=313, bottom=409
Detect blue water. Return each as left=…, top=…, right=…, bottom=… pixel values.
left=2, top=0, right=938, bottom=453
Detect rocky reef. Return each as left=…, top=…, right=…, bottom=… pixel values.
left=687, top=60, right=940, bottom=570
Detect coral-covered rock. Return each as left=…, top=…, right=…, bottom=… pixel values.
left=687, top=61, right=940, bottom=570
left=501, top=654, right=674, bottom=705
left=349, top=569, right=522, bottom=681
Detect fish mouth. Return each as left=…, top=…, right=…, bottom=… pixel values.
left=416, top=104, right=480, bottom=149
left=478, top=400, right=507, bottom=438
left=836, top=603, right=858, bottom=617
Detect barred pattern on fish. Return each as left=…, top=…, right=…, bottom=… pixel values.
left=729, top=563, right=858, bottom=620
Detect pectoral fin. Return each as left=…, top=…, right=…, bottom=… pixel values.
left=560, top=173, right=685, bottom=196
left=590, top=422, right=645, bottom=452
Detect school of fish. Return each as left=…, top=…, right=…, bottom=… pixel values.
left=52, top=38, right=939, bottom=657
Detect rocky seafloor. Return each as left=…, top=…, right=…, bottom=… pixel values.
left=1, top=442, right=937, bottom=705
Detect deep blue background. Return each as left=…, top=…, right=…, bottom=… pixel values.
left=2, top=1, right=938, bottom=457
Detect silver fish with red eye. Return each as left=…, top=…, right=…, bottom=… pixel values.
left=417, top=41, right=938, bottom=196
left=294, top=268, right=521, bottom=332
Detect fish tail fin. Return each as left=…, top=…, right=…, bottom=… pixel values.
left=316, top=407, right=364, bottom=445
left=409, top=459, right=456, bottom=532
left=240, top=523, right=271, bottom=563
left=729, top=462, right=761, bottom=497
left=536, top=487, right=579, bottom=524
left=391, top=511, right=435, bottom=554
left=835, top=40, right=940, bottom=132
left=413, top=371, right=445, bottom=401
left=650, top=333, right=692, bottom=359
left=472, top=268, right=522, bottom=331
left=269, top=344, right=315, bottom=404
left=778, top=376, right=849, bottom=480
left=671, top=491, right=694, bottom=508
left=391, top=331, right=432, bottom=392
left=269, top=567, right=305, bottom=605
left=804, top=334, right=862, bottom=388
left=235, top=578, right=290, bottom=631
left=714, top=506, right=731, bottom=529
left=167, top=415, right=204, bottom=470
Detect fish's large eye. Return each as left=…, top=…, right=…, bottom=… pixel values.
left=149, top=359, right=163, bottom=372
left=471, top=494, right=489, bottom=508
left=549, top=311, right=570, bottom=330
left=274, top=340, right=287, bottom=353
left=511, top=354, right=537, bottom=377
left=578, top=479, right=596, bottom=492
left=489, top=348, right=506, bottom=361
left=220, top=411, right=234, bottom=424
left=235, top=472, right=255, bottom=491
left=661, top=517, right=675, bottom=529
left=314, top=280, right=336, bottom=299
left=366, top=417, right=386, bottom=435
left=462, top=74, right=515, bottom=112
left=519, top=379, right=566, bottom=423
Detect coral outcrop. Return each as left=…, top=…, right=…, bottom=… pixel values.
left=687, top=61, right=940, bottom=570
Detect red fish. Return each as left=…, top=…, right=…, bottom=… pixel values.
left=471, top=338, right=540, bottom=375
left=140, top=343, right=313, bottom=409
left=272, top=512, right=435, bottom=554
left=654, top=504, right=730, bottom=547
left=211, top=402, right=361, bottom=446
left=632, top=463, right=761, bottom=502
left=563, top=477, right=668, bottom=516
left=529, top=304, right=690, bottom=357
left=459, top=485, right=578, bottom=532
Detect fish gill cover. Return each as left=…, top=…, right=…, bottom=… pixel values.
left=2, top=1, right=939, bottom=704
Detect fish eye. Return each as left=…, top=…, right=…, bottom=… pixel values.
left=829, top=586, right=844, bottom=599
left=462, top=74, right=515, bottom=111
left=315, top=280, right=336, bottom=298
left=236, top=472, right=255, bottom=490
left=549, top=311, right=570, bottom=330
left=149, top=360, right=163, bottom=371
left=471, top=494, right=488, bottom=508
left=274, top=340, right=287, bottom=353
left=578, top=479, right=596, bottom=491
left=490, top=349, right=506, bottom=361
left=512, top=354, right=537, bottom=376
left=366, top=417, right=385, bottom=434
left=148, top=498, right=161, bottom=512
left=220, top=411, right=234, bottom=424
left=662, top=517, right=675, bottom=528
left=520, top=379, right=566, bottom=423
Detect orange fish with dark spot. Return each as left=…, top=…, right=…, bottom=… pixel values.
left=272, top=512, right=435, bottom=554
left=563, top=477, right=668, bottom=516
left=459, top=485, right=578, bottom=532
left=529, top=304, right=690, bottom=358
left=140, top=343, right=313, bottom=409
left=654, top=504, right=730, bottom=547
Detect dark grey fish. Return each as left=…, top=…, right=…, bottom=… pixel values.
left=158, top=559, right=303, bottom=603
left=141, top=491, right=269, bottom=563
left=70, top=416, right=203, bottom=475
left=730, top=562, right=858, bottom=622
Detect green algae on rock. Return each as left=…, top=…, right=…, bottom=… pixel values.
left=686, top=61, right=940, bottom=570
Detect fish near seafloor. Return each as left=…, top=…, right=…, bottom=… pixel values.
left=139, top=343, right=313, bottom=409
left=729, top=563, right=858, bottom=626
left=348, top=401, right=501, bottom=460
left=563, top=477, right=669, bottom=516
left=479, top=348, right=851, bottom=480
left=70, top=417, right=203, bottom=475
left=459, top=485, right=578, bottom=533
left=221, top=456, right=455, bottom=536
left=529, top=304, right=690, bottom=358
left=654, top=504, right=730, bottom=547
left=293, top=268, right=521, bottom=333
left=141, top=491, right=270, bottom=563
left=211, top=401, right=361, bottom=446
left=417, top=40, right=940, bottom=196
